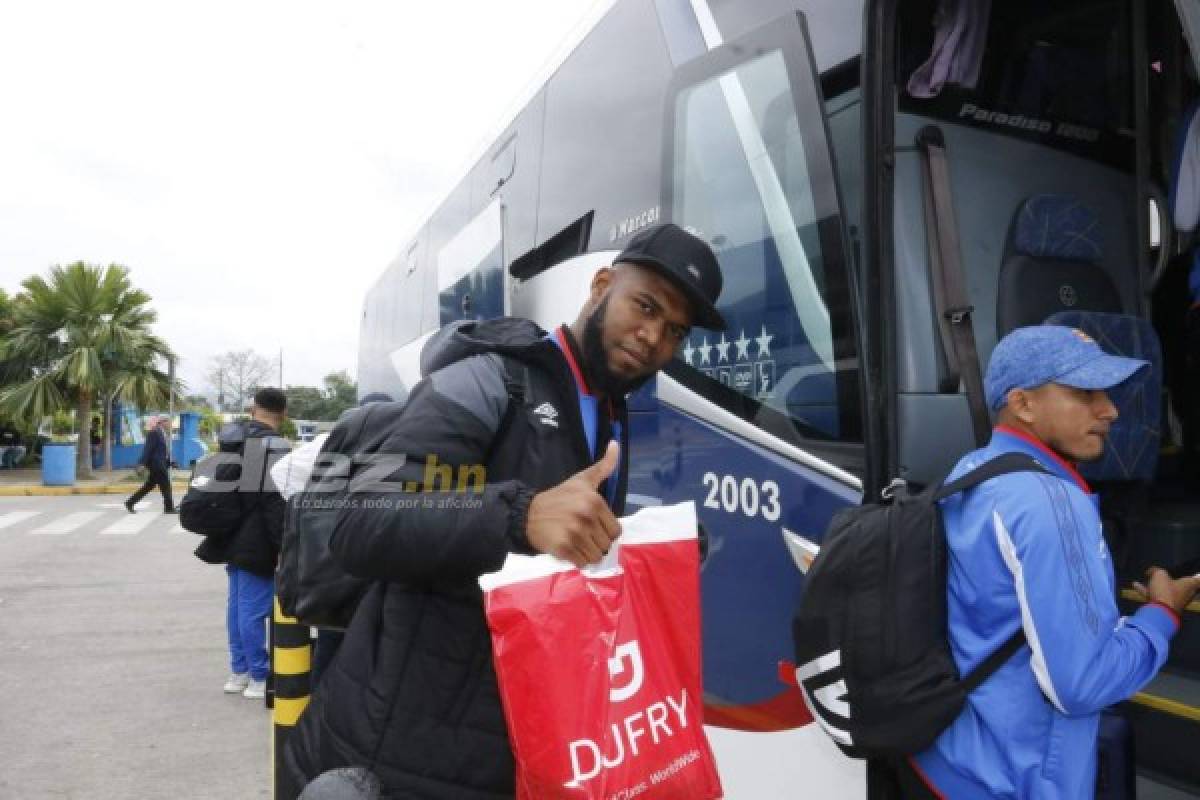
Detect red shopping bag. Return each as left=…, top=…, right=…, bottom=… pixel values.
left=480, top=502, right=723, bottom=799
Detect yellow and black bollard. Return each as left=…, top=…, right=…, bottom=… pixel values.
left=271, top=597, right=311, bottom=800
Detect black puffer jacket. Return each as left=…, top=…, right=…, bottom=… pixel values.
left=284, top=318, right=629, bottom=799
left=193, top=419, right=290, bottom=577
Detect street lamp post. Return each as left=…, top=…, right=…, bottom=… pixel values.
left=167, top=356, right=175, bottom=463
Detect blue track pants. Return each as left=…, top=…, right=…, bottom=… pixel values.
left=225, top=565, right=273, bottom=681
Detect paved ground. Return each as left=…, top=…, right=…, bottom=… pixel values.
left=0, top=466, right=191, bottom=497
left=0, top=497, right=1195, bottom=799
left=0, top=495, right=269, bottom=799
left=0, top=467, right=149, bottom=486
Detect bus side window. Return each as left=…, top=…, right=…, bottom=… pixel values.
left=436, top=201, right=505, bottom=325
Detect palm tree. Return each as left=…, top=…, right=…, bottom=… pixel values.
left=0, top=263, right=177, bottom=478
left=0, top=289, right=24, bottom=388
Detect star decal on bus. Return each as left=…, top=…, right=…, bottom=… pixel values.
left=715, top=333, right=731, bottom=363
left=755, top=326, right=774, bottom=358
left=734, top=330, right=752, bottom=361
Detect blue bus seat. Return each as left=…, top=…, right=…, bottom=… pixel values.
left=1043, top=310, right=1161, bottom=484
left=1043, top=310, right=1200, bottom=589
left=997, top=195, right=1121, bottom=336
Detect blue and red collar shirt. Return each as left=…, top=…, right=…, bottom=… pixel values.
left=549, top=326, right=622, bottom=510
left=913, top=426, right=1178, bottom=799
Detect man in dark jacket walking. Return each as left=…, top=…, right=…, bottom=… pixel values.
left=125, top=415, right=175, bottom=513
left=194, top=388, right=290, bottom=699
left=284, top=224, right=726, bottom=798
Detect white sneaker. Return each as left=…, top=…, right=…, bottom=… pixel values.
left=243, top=679, right=267, bottom=699
left=223, top=673, right=250, bottom=693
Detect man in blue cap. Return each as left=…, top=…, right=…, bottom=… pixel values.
left=906, top=325, right=1200, bottom=799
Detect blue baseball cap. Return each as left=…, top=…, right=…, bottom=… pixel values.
left=984, top=325, right=1148, bottom=411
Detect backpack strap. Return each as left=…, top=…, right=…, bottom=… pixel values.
left=482, top=355, right=530, bottom=465
left=932, top=452, right=1050, bottom=502
left=934, top=451, right=1049, bottom=691
left=961, top=628, right=1027, bottom=693
left=498, top=356, right=530, bottom=407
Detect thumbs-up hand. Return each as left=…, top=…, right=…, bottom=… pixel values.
left=578, top=440, right=619, bottom=489
left=525, top=442, right=621, bottom=567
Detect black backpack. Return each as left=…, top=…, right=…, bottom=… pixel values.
left=276, top=400, right=410, bottom=629
left=179, top=450, right=245, bottom=538
left=791, top=453, right=1048, bottom=758
left=180, top=423, right=287, bottom=538
left=276, top=355, right=528, bottom=629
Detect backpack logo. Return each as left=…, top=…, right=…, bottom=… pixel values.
left=534, top=402, right=559, bottom=427
left=795, top=650, right=854, bottom=747
left=608, top=640, right=645, bottom=703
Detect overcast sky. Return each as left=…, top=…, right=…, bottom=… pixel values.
left=0, top=0, right=602, bottom=397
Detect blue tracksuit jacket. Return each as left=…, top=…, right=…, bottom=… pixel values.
left=913, top=427, right=1179, bottom=798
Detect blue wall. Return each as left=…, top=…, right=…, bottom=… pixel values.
left=95, top=407, right=208, bottom=469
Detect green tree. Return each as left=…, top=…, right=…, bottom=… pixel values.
left=50, top=410, right=74, bottom=439
left=0, top=289, right=14, bottom=339
left=283, top=385, right=326, bottom=420
left=0, top=289, right=26, bottom=387
left=283, top=371, right=357, bottom=421
left=0, top=263, right=177, bottom=478
left=197, top=406, right=224, bottom=441
left=322, top=370, right=357, bottom=418
left=277, top=418, right=298, bottom=440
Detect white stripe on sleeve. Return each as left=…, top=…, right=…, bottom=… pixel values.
left=993, top=510, right=1067, bottom=713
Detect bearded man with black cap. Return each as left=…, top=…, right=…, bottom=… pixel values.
left=284, top=223, right=725, bottom=799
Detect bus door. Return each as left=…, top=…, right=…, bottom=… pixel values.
left=629, top=11, right=870, bottom=796
left=889, top=1, right=1200, bottom=792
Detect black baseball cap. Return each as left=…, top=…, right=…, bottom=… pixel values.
left=615, top=223, right=726, bottom=330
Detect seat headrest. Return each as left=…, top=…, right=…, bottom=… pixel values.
left=1013, top=194, right=1103, bottom=262
left=1044, top=311, right=1162, bottom=484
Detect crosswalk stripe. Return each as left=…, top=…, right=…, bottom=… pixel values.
left=0, top=510, right=43, bottom=530
left=100, top=513, right=160, bottom=535
left=31, top=511, right=104, bottom=535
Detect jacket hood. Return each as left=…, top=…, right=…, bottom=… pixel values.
left=217, top=419, right=281, bottom=451
left=419, top=318, right=548, bottom=377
